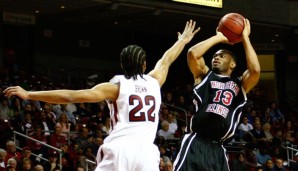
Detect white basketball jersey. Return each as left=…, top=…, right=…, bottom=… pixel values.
left=104, top=75, right=161, bottom=144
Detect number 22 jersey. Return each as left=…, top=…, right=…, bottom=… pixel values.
left=104, top=75, right=161, bottom=144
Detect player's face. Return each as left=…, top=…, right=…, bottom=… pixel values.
left=211, top=51, right=233, bottom=74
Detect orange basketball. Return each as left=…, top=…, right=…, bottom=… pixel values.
left=218, top=13, right=245, bottom=43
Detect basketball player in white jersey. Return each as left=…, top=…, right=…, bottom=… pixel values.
left=3, top=20, right=200, bottom=171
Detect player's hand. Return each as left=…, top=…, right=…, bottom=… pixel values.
left=242, top=19, right=251, bottom=39
left=178, top=20, right=200, bottom=44
left=216, top=27, right=233, bottom=45
left=3, top=86, right=29, bottom=99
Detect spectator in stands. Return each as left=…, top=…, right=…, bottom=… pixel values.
left=55, top=113, right=74, bottom=140
left=42, top=150, right=58, bottom=171
left=159, top=145, right=171, bottom=164
left=271, top=129, right=284, bottom=148
left=42, top=103, right=56, bottom=124
left=36, top=110, right=55, bottom=138
left=158, top=106, right=170, bottom=130
left=0, top=148, right=7, bottom=170
left=62, top=153, right=74, bottom=171
left=262, top=159, right=274, bottom=171
left=74, top=127, right=91, bottom=151
left=167, top=113, right=178, bottom=135
left=273, top=158, right=286, bottom=171
left=281, top=132, right=294, bottom=151
left=163, top=92, right=175, bottom=106
left=230, top=152, right=250, bottom=171
left=27, top=125, right=48, bottom=158
left=163, top=160, right=173, bottom=171
left=270, top=146, right=284, bottom=162
left=159, top=157, right=165, bottom=171
left=65, top=103, right=77, bottom=120
left=88, top=109, right=106, bottom=133
left=158, top=121, right=173, bottom=140
left=283, top=120, right=295, bottom=136
left=261, top=107, right=273, bottom=125
left=269, top=101, right=285, bottom=127
left=174, top=124, right=186, bottom=138
left=33, top=164, right=44, bottom=171
left=76, top=146, right=96, bottom=171
left=100, top=117, right=111, bottom=135
left=5, top=141, right=22, bottom=164
left=243, top=106, right=256, bottom=124
left=238, top=116, right=253, bottom=142
left=10, top=97, right=24, bottom=121
left=21, top=112, right=33, bottom=134
left=249, top=121, right=268, bottom=148
left=92, top=137, right=103, bottom=156
left=262, top=123, right=274, bottom=146
left=290, top=152, right=298, bottom=171
left=73, top=103, right=91, bottom=117
left=52, top=104, right=76, bottom=125
left=0, top=98, right=11, bottom=120
left=21, top=147, right=33, bottom=164
left=21, top=157, right=32, bottom=171
left=256, top=147, right=272, bottom=167
left=175, top=95, right=190, bottom=111
left=6, top=158, right=17, bottom=171
left=93, top=127, right=105, bottom=139
left=48, top=125, right=67, bottom=149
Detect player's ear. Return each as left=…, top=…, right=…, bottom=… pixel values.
left=230, top=61, right=236, bottom=69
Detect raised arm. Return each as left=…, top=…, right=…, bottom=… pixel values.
left=187, top=30, right=228, bottom=84
left=3, top=83, right=119, bottom=104
left=241, top=19, right=261, bottom=93
left=148, top=20, right=200, bottom=87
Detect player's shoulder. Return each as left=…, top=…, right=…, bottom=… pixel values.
left=109, top=75, right=124, bottom=83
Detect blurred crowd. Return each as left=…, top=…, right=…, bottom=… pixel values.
left=1, top=67, right=298, bottom=171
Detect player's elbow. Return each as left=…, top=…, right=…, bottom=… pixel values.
left=251, top=66, right=261, bottom=77
left=187, top=48, right=196, bottom=59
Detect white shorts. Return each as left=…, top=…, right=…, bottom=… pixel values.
left=95, top=140, right=160, bottom=171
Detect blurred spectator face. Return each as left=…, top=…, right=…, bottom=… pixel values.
left=167, top=114, right=174, bottom=123
left=25, top=104, right=32, bottom=111
left=242, top=117, right=249, bottom=124
left=40, top=111, right=47, bottom=120
left=22, top=159, right=32, bottom=170
left=162, top=123, right=169, bottom=131
left=275, top=159, right=283, bottom=168
left=59, top=113, right=68, bottom=123
left=254, top=121, right=261, bottom=130
left=7, top=158, right=17, bottom=169
left=34, top=164, right=44, bottom=171
left=6, top=141, right=16, bottom=153
left=82, top=127, right=89, bottom=138
left=164, top=161, right=173, bottom=171
left=159, top=157, right=165, bottom=170
left=0, top=150, right=7, bottom=162
left=22, top=149, right=31, bottom=158
left=54, top=126, right=62, bottom=135
left=265, top=159, right=274, bottom=169
left=95, top=137, right=103, bottom=146
left=238, top=153, right=245, bottom=162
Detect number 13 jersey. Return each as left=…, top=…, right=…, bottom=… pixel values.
left=190, top=71, right=247, bottom=143
left=104, top=75, right=161, bottom=144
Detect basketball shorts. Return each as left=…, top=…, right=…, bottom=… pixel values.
left=173, top=133, right=230, bottom=171
left=95, top=139, right=160, bottom=171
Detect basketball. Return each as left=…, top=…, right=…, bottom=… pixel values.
left=218, top=13, right=245, bottom=43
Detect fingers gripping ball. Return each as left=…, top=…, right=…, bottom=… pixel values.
left=218, top=13, right=245, bottom=43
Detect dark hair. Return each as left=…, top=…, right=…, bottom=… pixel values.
left=120, top=45, right=146, bottom=80
left=218, top=49, right=237, bottom=64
